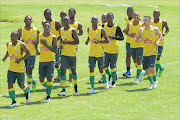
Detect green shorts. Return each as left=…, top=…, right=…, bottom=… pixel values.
left=24, top=56, right=36, bottom=69
left=104, top=52, right=118, bottom=68
left=143, top=55, right=156, bottom=69
left=131, top=47, right=143, bottom=60
left=61, top=55, right=76, bottom=69
left=39, top=61, right=55, bottom=78
left=7, top=70, right=25, bottom=85
left=89, top=56, right=104, bottom=68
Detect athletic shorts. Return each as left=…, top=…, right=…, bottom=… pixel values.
left=61, top=55, right=76, bottom=69
left=7, top=70, right=25, bottom=85
left=39, top=61, right=55, bottom=78
left=126, top=42, right=131, bottom=55
left=158, top=46, right=163, bottom=57
left=89, top=57, right=104, bottom=68
left=24, top=56, right=36, bottom=69
left=104, top=52, right=118, bottom=68
left=143, top=55, right=156, bottom=69
left=131, top=47, right=143, bottom=60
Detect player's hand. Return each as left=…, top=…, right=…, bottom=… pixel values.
left=59, top=44, right=63, bottom=49
left=21, top=39, right=25, bottom=42
left=36, top=51, right=40, bottom=55
left=162, top=33, right=166, bottom=36
left=155, top=41, right=159, bottom=47
left=94, top=39, right=98, bottom=44
left=15, top=59, right=21, bottom=64
left=129, top=33, right=136, bottom=38
left=108, top=35, right=113, bottom=40
left=85, top=40, right=89, bottom=45
left=40, top=39, right=47, bottom=46
left=32, top=40, right=36, bottom=44
left=55, top=63, right=59, bottom=68
left=62, top=40, right=69, bottom=44
left=2, top=57, right=6, bottom=62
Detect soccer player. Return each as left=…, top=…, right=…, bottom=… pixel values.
left=150, top=9, right=169, bottom=77
left=66, top=8, right=83, bottom=86
left=2, top=31, right=31, bottom=107
left=123, top=7, right=134, bottom=77
left=35, top=21, right=58, bottom=102
left=99, top=13, right=107, bottom=27
left=85, top=16, right=109, bottom=93
left=136, top=16, right=162, bottom=89
left=57, top=16, right=79, bottom=96
left=18, top=15, right=40, bottom=91
left=123, top=12, right=144, bottom=84
left=102, top=12, right=124, bottom=87
left=60, top=11, right=68, bottom=27
left=42, top=8, right=62, bottom=82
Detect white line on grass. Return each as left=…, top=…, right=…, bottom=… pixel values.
left=0, top=61, right=179, bottom=97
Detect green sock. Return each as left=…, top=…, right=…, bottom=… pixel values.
left=156, top=64, right=160, bottom=75
left=111, top=71, right=116, bottom=82
left=148, top=76, right=153, bottom=83
left=105, top=68, right=111, bottom=76
left=72, top=74, right=77, bottom=86
left=159, top=64, right=163, bottom=70
left=47, top=84, right=53, bottom=96
left=136, top=69, right=142, bottom=79
left=57, top=69, right=62, bottom=77
left=102, top=74, right=107, bottom=83
left=9, top=90, right=16, bottom=101
left=90, top=76, right=95, bottom=90
left=32, top=79, right=36, bottom=84
left=61, top=76, right=66, bottom=90
left=42, top=81, right=48, bottom=88
left=23, top=87, right=29, bottom=94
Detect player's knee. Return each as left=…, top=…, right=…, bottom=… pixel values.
left=47, top=77, right=52, bottom=82
left=18, top=84, right=24, bottom=89
left=8, top=82, right=14, bottom=89
left=71, top=69, right=76, bottom=75
left=99, top=68, right=103, bottom=73
left=39, top=78, right=45, bottom=82
left=157, top=56, right=160, bottom=60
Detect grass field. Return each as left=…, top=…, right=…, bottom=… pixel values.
left=0, top=0, right=180, bottom=119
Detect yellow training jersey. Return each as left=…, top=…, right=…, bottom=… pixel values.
left=60, top=27, right=77, bottom=56
left=21, top=27, right=37, bottom=56
left=129, top=22, right=143, bottom=48
left=88, top=26, right=104, bottom=57
left=103, top=23, right=118, bottom=54
left=141, top=26, right=157, bottom=56
left=8, top=41, right=24, bottom=73
left=150, top=19, right=164, bottom=46
left=126, top=17, right=134, bottom=43
left=70, top=21, right=79, bottom=31
left=39, top=33, right=55, bottom=62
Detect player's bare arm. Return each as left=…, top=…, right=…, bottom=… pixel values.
left=123, top=23, right=135, bottom=38
left=162, top=20, right=169, bottom=36
left=78, top=23, right=83, bottom=36
left=85, top=28, right=90, bottom=45
left=155, top=27, right=162, bottom=47
left=18, top=28, right=24, bottom=42
left=34, top=35, right=40, bottom=55
left=135, top=29, right=143, bottom=42
left=63, top=29, right=79, bottom=44
left=2, top=42, right=10, bottom=62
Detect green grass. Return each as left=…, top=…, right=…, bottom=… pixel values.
left=0, top=0, right=180, bottom=119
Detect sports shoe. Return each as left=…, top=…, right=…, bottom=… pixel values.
left=87, top=89, right=96, bottom=94
left=104, top=82, right=109, bottom=90
left=152, top=80, right=158, bottom=89
left=74, top=91, right=79, bottom=96
left=98, top=77, right=104, bottom=83
left=45, top=96, right=50, bottom=102
left=54, top=76, right=60, bottom=81
left=9, top=101, right=17, bottom=107
left=134, top=78, right=139, bottom=84
left=26, top=90, right=30, bottom=103
left=111, top=82, right=116, bottom=87
left=140, top=70, right=145, bottom=81
left=123, top=71, right=131, bottom=77
left=148, top=83, right=153, bottom=89
left=32, top=79, right=37, bottom=92
left=57, top=91, right=66, bottom=96
left=158, top=67, right=164, bottom=77
left=66, top=81, right=72, bottom=87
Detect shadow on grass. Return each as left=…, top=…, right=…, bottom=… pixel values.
left=117, top=82, right=136, bottom=86
left=0, top=104, right=25, bottom=109
left=125, top=88, right=149, bottom=92
left=118, top=76, right=135, bottom=79
left=86, top=82, right=102, bottom=85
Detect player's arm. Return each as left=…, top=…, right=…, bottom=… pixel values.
left=162, top=20, right=169, bottom=36
left=18, top=28, right=24, bottom=42
left=2, top=42, right=9, bottom=62
left=78, top=23, right=83, bottom=36
left=135, top=29, right=143, bottom=42
left=155, top=27, right=162, bottom=47
left=63, top=29, right=79, bottom=44
left=123, top=23, right=135, bottom=38
left=112, top=25, right=124, bottom=40
left=34, top=35, right=40, bottom=55
left=95, top=28, right=109, bottom=44
left=85, top=28, right=90, bottom=45
left=15, top=42, right=31, bottom=64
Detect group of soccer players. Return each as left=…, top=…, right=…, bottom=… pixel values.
left=2, top=7, right=169, bottom=107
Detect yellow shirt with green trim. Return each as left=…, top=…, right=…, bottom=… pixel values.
left=39, top=33, right=55, bottom=62
left=8, top=41, right=24, bottom=73
left=126, top=17, right=134, bottom=43
left=60, top=27, right=77, bottom=56
left=88, top=26, right=104, bottom=57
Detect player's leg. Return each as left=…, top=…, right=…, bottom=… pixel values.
left=123, top=43, right=131, bottom=77
left=136, top=48, right=143, bottom=82
left=104, top=52, right=111, bottom=82
left=54, top=48, right=61, bottom=81
left=17, top=72, right=30, bottom=103
left=156, top=46, right=164, bottom=77
left=39, top=62, right=47, bottom=88
left=66, top=66, right=73, bottom=87
left=87, top=57, right=96, bottom=94
left=149, top=55, right=157, bottom=89
left=110, top=53, right=118, bottom=87
left=26, top=56, right=37, bottom=91
left=98, top=57, right=109, bottom=90
left=7, top=70, right=17, bottom=107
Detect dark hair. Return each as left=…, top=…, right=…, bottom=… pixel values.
left=43, top=21, right=51, bottom=26
left=127, top=7, right=134, bottom=12
left=107, top=12, right=114, bottom=18
left=44, top=8, right=51, bottom=14
left=69, top=8, right=76, bottom=14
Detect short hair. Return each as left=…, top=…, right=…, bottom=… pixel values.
left=127, top=7, right=134, bottom=12
left=44, top=8, right=51, bottom=14
left=11, top=31, right=19, bottom=36
left=43, top=21, right=51, bottom=26
left=24, top=15, right=32, bottom=20
left=144, top=16, right=151, bottom=20
left=107, top=12, right=114, bottom=18
left=69, top=8, right=76, bottom=14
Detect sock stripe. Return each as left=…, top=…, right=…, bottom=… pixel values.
left=101, top=71, right=105, bottom=75
left=41, top=80, right=46, bottom=85
left=111, top=68, right=116, bottom=72
left=47, top=81, right=53, bottom=86
left=90, top=72, right=94, bottom=76
left=8, top=88, right=14, bottom=92
left=22, top=85, right=27, bottom=90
